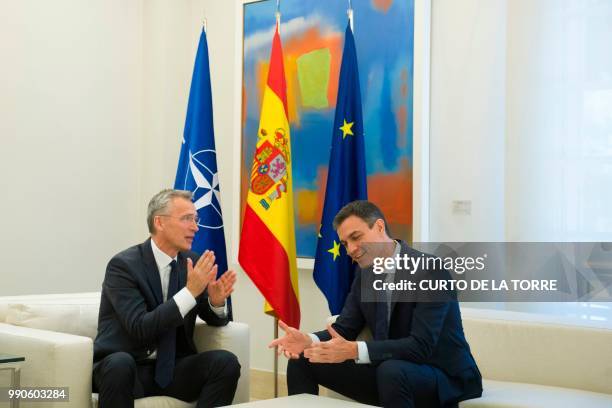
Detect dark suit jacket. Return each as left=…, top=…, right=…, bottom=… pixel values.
left=93, top=238, right=228, bottom=363
left=314, top=241, right=482, bottom=406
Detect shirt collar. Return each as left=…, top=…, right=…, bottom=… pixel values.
left=150, top=238, right=177, bottom=271
left=394, top=241, right=401, bottom=258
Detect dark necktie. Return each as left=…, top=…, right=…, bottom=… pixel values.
left=155, top=259, right=179, bottom=388
left=374, top=289, right=389, bottom=340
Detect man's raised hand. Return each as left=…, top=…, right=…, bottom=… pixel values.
left=208, top=269, right=237, bottom=307
left=268, top=320, right=312, bottom=359
left=186, top=250, right=217, bottom=298
left=303, top=323, right=358, bottom=363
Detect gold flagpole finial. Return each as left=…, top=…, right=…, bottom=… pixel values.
left=203, top=18, right=207, bottom=33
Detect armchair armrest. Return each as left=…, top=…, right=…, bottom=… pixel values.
left=0, top=322, right=93, bottom=408
left=193, top=320, right=250, bottom=404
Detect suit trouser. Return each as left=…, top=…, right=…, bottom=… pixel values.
left=287, top=354, right=445, bottom=408
left=93, top=350, right=240, bottom=408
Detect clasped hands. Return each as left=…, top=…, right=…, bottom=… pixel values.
left=186, top=250, right=236, bottom=306
left=268, top=320, right=358, bottom=363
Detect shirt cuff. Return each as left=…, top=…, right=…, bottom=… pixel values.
left=308, top=333, right=320, bottom=344
left=208, top=298, right=227, bottom=318
left=173, top=287, right=197, bottom=318
left=355, top=341, right=371, bottom=364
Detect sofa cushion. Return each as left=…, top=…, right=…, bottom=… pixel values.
left=5, top=302, right=99, bottom=339
left=460, top=379, right=612, bottom=408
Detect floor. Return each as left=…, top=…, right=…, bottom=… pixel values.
left=249, top=369, right=288, bottom=401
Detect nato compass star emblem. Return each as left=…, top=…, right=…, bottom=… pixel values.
left=181, top=149, right=224, bottom=230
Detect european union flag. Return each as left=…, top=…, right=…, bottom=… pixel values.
left=174, top=29, right=232, bottom=319
left=313, top=23, right=367, bottom=315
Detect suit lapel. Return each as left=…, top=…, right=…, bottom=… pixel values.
left=142, top=238, right=163, bottom=306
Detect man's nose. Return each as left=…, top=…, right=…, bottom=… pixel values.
left=191, top=221, right=199, bottom=232
left=347, top=242, right=357, bottom=257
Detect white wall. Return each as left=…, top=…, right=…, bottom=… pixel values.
left=505, top=0, right=612, bottom=242
left=140, top=0, right=200, bottom=218
left=0, top=0, right=220, bottom=293
left=0, top=0, right=144, bottom=294
left=429, top=0, right=506, bottom=242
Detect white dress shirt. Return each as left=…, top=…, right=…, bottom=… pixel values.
left=150, top=239, right=227, bottom=318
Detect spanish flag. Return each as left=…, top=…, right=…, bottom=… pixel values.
left=239, top=24, right=300, bottom=329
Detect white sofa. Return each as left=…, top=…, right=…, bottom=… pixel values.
left=460, top=307, right=612, bottom=407
left=324, top=307, right=612, bottom=407
left=0, top=292, right=250, bottom=408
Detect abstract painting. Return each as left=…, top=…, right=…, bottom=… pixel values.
left=241, top=0, right=414, bottom=257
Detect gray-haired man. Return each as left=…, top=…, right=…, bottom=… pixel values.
left=93, top=189, right=239, bottom=407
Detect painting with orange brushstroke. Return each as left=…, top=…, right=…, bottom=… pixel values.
left=241, top=0, right=414, bottom=257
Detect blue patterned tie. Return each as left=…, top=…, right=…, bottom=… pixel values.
left=155, top=260, right=178, bottom=388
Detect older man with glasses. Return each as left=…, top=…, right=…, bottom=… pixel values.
left=93, top=189, right=239, bottom=408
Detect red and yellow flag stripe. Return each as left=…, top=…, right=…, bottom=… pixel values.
left=239, top=25, right=300, bottom=328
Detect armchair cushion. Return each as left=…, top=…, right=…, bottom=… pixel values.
left=6, top=302, right=99, bottom=340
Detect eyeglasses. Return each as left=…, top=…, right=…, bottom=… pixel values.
left=158, top=214, right=200, bottom=224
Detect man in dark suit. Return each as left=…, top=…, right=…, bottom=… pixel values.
left=270, top=200, right=482, bottom=407
left=93, top=189, right=240, bottom=407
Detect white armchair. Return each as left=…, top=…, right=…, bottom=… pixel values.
left=0, top=292, right=250, bottom=408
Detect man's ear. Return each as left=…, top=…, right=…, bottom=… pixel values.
left=375, top=219, right=385, bottom=234
left=154, top=215, right=164, bottom=233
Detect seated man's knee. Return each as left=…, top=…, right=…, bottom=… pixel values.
left=287, top=354, right=309, bottom=375
left=213, top=350, right=241, bottom=380
left=376, top=360, right=413, bottom=393
left=99, top=352, right=137, bottom=386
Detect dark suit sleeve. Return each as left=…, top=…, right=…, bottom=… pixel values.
left=365, top=300, right=450, bottom=364
left=314, top=270, right=366, bottom=341
left=103, top=256, right=184, bottom=343
left=194, top=290, right=229, bottom=327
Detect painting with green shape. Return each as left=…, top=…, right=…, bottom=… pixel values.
left=241, top=0, right=414, bottom=257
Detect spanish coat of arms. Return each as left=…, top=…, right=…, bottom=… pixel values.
left=249, top=127, right=290, bottom=210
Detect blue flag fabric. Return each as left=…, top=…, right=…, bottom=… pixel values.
left=174, top=30, right=232, bottom=319
left=313, top=23, right=368, bottom=315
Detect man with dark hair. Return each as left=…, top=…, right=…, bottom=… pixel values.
left=332, top=200, right=391, bottom=236
left=93, top=189, right=240, bottom=407
left=270, top=200, right=482, bottom=407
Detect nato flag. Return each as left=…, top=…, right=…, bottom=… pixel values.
left=174, top=29, right=232, bottom=319
left=313, top=23, right=367, bottom=315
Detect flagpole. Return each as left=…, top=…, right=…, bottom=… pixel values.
left=273, top=317, right=279, bottom=397
left=347, top=0, right=354, bottom=32
left=273, top=2, right=281, bottom=397
left=275, top=0, right=281, bottom=29
left=203, top=18, right=207, bottom=34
